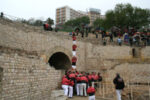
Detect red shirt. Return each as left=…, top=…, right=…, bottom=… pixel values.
left=72, top=56, right=77, bottom=63
left=88, top=75, right=92, bottom=81
left=95, top=75, right=99, bottom=80
left=72, top=32, right=75, bottom=35
left=80, top=76, right=88, bottom=83
left=91, top=74, right=97, bottom=81
left=69, top=80, right=74, bottom=86
left=62, top=77, right=70, bottom=85
left=87, top=87, right=95, bottom=94
left=75, top=71, right=79, bottom=75
left=72, top=36, right=76, bottom=41
left=45, top=24, right=49, bottom=28
left=72, top=44, right=77, bottom=51
left=69, top=73, right=76, bottom=79
left=76, top=77, right=81, bottom=82
left=62, top=75, right=66, bottom=79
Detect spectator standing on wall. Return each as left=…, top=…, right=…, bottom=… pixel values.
left=75, top=27, right=80, bottom=36
left=0, top=12, right=4, bottom=18
left=81, top=24, right=85, bottom=38
left=113, top=73, right=125, bottom=100
left=109, top=32, right=113, bottom=42
left=85, top=24, right=89, bottom=37
left=129, top=36, right=133, bottom=46
left=117, top=37, right=122, bottom=46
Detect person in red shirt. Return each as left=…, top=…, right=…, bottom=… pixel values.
left=72, top=44, right=77, bottom=56
left=69, top=72, right=76, bottom=83
left=72, top=56, right=77, bottom=69
left=68, top=79, right=74, bottom=98
left=87, top=73, right=92, bottom=84
left=80, top=74, right=88, bottom=96
left=91, top=72, right=97, bottom=88
left=87, top=83, right=96, bottom=100
left=76, top=74, right=81, bottom=96
left=61, top=76, right=70, bottom=96
left=72, top=34, right=76, bottom=44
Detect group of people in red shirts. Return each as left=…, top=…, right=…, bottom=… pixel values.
left=61, top=69, right=102, bottom=100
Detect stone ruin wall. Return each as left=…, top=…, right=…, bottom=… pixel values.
left=0, top=50, right=61, bottom=100
left=0, top=23, right=86, bottom=71
left=85, top=43, right=150, bottom=84
left=0, top=22, right=87, bottom=100
left=0, top=20, right=150, bottom=100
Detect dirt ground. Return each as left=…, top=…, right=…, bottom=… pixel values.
left=67, top=96, right=113, bottom=100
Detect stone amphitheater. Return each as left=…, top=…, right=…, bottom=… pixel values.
left=0, top=18, right=150, bottom=100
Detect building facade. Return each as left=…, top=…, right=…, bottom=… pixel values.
left=56, top=6, right=86, bottom=25
left=56, top=6, right=104, bottom=25
left=88, top=8, right=101, bottom=25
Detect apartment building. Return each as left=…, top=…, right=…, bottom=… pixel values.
left=56, top=6, right=103, bottom=25
left=88, top=8, right=101, bottom=25
left=56, top=6, right=86, bottom=25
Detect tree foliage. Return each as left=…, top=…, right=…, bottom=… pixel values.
left=93, top=3, right=150, bottom=30
left=46, top=17, right=54, bottom=25
left=65, top=16, right=90, bottom=27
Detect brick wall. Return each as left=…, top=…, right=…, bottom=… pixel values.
left=0, top=51, right=62, bottom=100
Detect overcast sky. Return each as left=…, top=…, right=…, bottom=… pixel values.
left=1, top=0, right=150, bottom=22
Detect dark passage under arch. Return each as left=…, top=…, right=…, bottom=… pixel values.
left=48, top=52, right=71, bottom=70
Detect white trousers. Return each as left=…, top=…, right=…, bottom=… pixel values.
left=116, top=89, right=122, bottom=100
left=72, top=65, right=76, bottom=69
left=76, top=83, right=81, bottom=96
left=92, top=82, right=95, bottom=88
left=89, top=95, right=95, bottom=100
left=80, top=83, right=87, bottom=96
left=68, top=86, right=73, bottom=97
left=62, top=85, right=68, bottom=96
left=72, top=51, right=76, bottom=56
left=73, top=41, right=76, bottom=44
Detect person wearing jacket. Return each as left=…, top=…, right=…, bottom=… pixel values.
left=113, top=73, right=125, bottom=100
left=61, top=76, right=70, bottom=96
left=80, top=74, right=88, bottom=96
left=68, top=79, right=74, bottom=98
left=87, top=83, right=96, bottom=100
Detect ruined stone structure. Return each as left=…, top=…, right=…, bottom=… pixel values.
left=0, top=18, right=150, bottom=100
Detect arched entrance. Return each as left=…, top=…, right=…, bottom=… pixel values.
left=48, top=52, right=71, bottom=70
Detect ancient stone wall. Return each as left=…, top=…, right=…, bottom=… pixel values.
left=0, top=22, right=86, bottom=71
left=0, top=51, right=62, bottom=100
left=0, top=19, right=150, bottom=99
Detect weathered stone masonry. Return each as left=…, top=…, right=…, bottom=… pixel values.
left=0, top=46, right=62, bottom=100
left=0, top=18, right=150, bottom=100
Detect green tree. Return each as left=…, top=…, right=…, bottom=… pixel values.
left=34, top=19, right=43, bottom=26
left=46, top=17, right=54, bottom=25
left=99, top=3, right=150, bottom=30
left=65, top=16, right=90, bottom=27
left=93, top=18, right=105, bottom=28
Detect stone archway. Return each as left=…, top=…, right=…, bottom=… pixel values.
left=45, top=46, right=72, bottom=70
left=48, top=52, right=71, bottom=69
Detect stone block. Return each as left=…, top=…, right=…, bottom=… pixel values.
left=51, top=90, right=64, bottom=97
